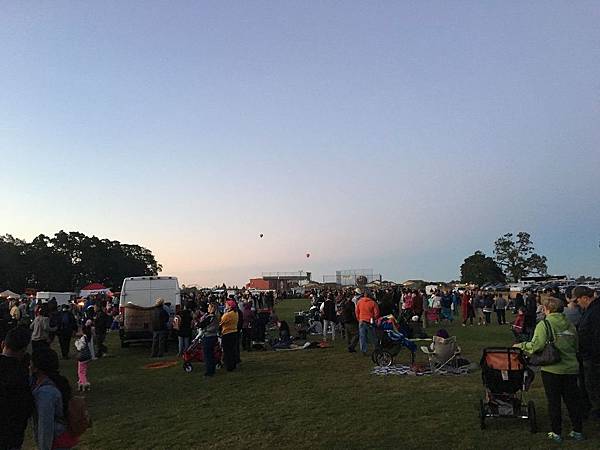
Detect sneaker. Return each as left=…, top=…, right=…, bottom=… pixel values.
left=547, top=432, right=562, bottom=443
left=567, top=431, right=585, bottom=441
left=462, top=323, right=466, bottom=327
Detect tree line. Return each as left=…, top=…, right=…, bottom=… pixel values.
left=0, top=231, right=162, bottom=293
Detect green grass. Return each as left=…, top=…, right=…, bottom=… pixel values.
left=25, top=299, right=599, bottom=449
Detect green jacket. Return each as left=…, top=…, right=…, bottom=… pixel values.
left=516, top=313, right=579, bottom=375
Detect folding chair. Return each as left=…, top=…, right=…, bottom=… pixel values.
left=420, top=336, right=461, bottom=373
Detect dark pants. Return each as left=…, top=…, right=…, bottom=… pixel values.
left=345, top=322, right=358, bottom=351
left=496, top=309, right=506, bottom=325
left=151, top=331, right=166, bottom=357
left=463, top=306, right=475, bottom=325
left=203, top=335, right=218, bottom=376
left=58, top=334, right=72, bottom=358
left=234, top=331, right=241, bottom=364
left=582, top=360, right=600, bottom=418
left=222, top=333, right=237, bottom=371
left=541, top=371, right=583, bottom=435
left=242, top=328, right=252, bottom=351
left=31, top=340, right=49, bottom=353
left=96, top=332, right=107, bottom=357
left=484, top=312, right=492, bottom=324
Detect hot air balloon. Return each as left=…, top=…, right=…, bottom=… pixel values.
left=259, top=234, right=263, bottom=238
left=306, top=252, right=310, bottom=258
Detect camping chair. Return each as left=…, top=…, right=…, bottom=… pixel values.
left=420, top=336, right=461, bottom=373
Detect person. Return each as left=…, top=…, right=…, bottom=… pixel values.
left=30, top=304, right=55, bottom=352
left=241, top=302, right=255, bottom=352
left=482, top=295, right=494, bottom=325
left=563, top=296, right=582, bottom=328
left=93, top=303, right=109, bottom=357
left=176, top=302, right=193, bottom=356
left=220, top=300, right=239, bottom=371
left=0, top=327, right=34, bottom=450
left=76, top=320, right=94, bottom=392
left=31, top=347, right=78, bottom=450
left=150, top=298, right=169, bottom=358
left=234, top=299, right=243, bottom=365
left=320, top=294, right=337, bottom=342
left=9, top=299, right=22, bottom=324
left=440, top=293, right=453, bottom=323
left=473, top=293, right=485, bottom=326
left=355, top=291, right=380, bottom=355
left=57, top=305, right=77, bottom=360
left=572, top=286, right=600, bottom=422
left=341, top=298, right=359, bottom=353
left=524, top=292, right=538, bottom=337
left=514, top=297, right=583, bottom=442
left=494, top=294, right=507, bottom=325
left=271, top=321, right=293, bottom=349
left=461, top=291, right=474, bottom=326
left=199, top=302, right=219, bottom=377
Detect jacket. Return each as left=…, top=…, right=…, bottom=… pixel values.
left=0, top=355, right=34, bottom=449
left=341, top=301, right=358, bottom=325
left=355, top=297, right=380, bottom=323
left=516, top=313, right=579, bottom=375
left=578, top=298, right=600, bottom=363
left=320, top=300, right=337, bottom=322
left=151, top=307, right=169, bottom=332
left=220, top=311, right=238, bottom=335
left=177, top=310, right=193, bottom=338
left=30, top=316, right=55, bottom=342
left=199, top=313, right=219, bottom=337
left=32, top=377, right=67, bottom=450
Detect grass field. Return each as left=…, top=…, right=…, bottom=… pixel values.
left=25, top=299, right=599, bottom=449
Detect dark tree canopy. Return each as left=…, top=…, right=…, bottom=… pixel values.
left=493, top=232, right=548, bottom=282
left=0, top=231, right=161, bottom=292
left=460, top=251, right=506, bottom=286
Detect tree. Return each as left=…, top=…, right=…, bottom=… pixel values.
left=460, top=251, right=506, bottom=286
left=493, top=232, right=548, bottom=282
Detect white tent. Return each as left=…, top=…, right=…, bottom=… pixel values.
left=0, top=289, right=20, bottom=298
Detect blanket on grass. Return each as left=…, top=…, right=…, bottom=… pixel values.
left=371, top=364, right=473, bottom=376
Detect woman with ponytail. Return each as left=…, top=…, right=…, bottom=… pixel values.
left=31, top=348, right=78, bottom=450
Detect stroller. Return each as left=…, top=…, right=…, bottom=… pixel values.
left=479, top=348, right=536, bottom=432
left=182, top=330, right=223, bottom=373
left=371, top=316, right=417, bottom=367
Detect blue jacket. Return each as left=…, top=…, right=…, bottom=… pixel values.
left=32, top=377, right=67, bottom=450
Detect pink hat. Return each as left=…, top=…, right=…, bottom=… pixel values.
left=226, top=300, right=237, bottom=310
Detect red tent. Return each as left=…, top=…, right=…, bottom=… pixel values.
left=81, top=283, right=107, bottom=291
left=79, top=283, right=112, bottom=298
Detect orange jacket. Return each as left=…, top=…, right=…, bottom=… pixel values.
left=355, top=297, right=380, bottom=323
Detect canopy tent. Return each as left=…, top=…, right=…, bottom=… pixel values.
left=0, top=289, right=20, bottom=299
left=79, top=283, right=113, bottom=298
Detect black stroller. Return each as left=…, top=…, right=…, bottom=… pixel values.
left=479, top=347, right=536, bottom=432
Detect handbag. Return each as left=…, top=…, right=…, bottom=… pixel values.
left=528, top=320, right=561, bottom=366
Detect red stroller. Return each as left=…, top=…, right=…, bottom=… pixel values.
left=182, top=331, right=223, bottom=373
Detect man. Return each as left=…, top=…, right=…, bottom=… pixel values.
left=494, top=294, right=507, bottom=325
left=355, top=291, right=380, bottom=355
left=341, top=298, right=358, bottom=353
left=94, top=303, right=109, bottom=357
left=351, top=288, right=362, bottom=306
left=320, top=294, right=337, bottom=342
left=56, top=304, right=77, bottom=359
left=150, top=298, right=169, bottom=357
left=0, top=327, right=34, bottom=450
left=573, top=286, right=600, bottom=421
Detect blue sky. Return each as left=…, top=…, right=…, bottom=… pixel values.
left=1, top=2, right=599, bottom=286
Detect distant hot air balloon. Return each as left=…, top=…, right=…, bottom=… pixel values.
left=259, top=234, right=263, bottom=238
left=306, top=252, right=310, bottom=258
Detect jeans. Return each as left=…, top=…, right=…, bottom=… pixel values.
left=541, top=371, right=583, bottom=435
left=203, top=335, right=218, bottom=376
left=151, top=331, right=166, bottom=357
left=242, top=328, right=252, bottom=351
left=178, top=336, right=190, bottom=355
left=484, top=311, right=492, bottom=324
left=323, top=320, right=335, bottom=340
left=58, top=334, right=71, bottom=358
left=496, top=309, right=506, bottom=325
left=358, top=321, right=377, bottom=354
left=582, top=360, right=600, bottom=417
left=345, top=322, right=358, bottom=350
left=96, top=332, right=107, bottom=357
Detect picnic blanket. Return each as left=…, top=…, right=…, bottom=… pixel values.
left=371, top=364, right=473, bottom=376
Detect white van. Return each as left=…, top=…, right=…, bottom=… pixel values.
left=118, top=276, right=181, bottom=347
left=36, top=292, right=76, bottom=306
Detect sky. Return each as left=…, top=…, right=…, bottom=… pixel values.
left=1, top=1, right=599, bottom=287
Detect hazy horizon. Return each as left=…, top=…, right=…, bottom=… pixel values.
left=2, top=2, right=599, bottom=287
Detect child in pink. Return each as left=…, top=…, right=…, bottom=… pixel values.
left=77, top=320, right=93, bottom=391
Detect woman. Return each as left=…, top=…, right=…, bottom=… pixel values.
left=30, top=304, right=55, bottom=352
left=514, top=297, right=584, bottom=442
left=220, top=300, right=239, bottom=371
left=198, top=302, right=219, bottom=377
left=31, top=347, right=78, bottom=450
left=177, top=302, right=193, bottom=356
left=461, top=291, right=474, bottom=326
left=241, top=302, right=255, bottom=351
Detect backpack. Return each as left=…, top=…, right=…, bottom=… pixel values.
left=67, top=396, right=92, bottom=437
left=172, top=315, right=182, bottom=331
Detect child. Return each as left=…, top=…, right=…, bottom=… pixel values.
left=76, top=320, right=93, bottom=391
left=511, top=308, right=526, bottom=342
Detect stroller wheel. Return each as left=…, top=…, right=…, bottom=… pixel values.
left=479, top=399, right=486, bottom=430
left=376, top=351, right=393, bottom=367
left=527, top=401, right=537, bottom=433
left=183, top=362, right=193, bottom=373
left=371, top=349, right=381, bottom=364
